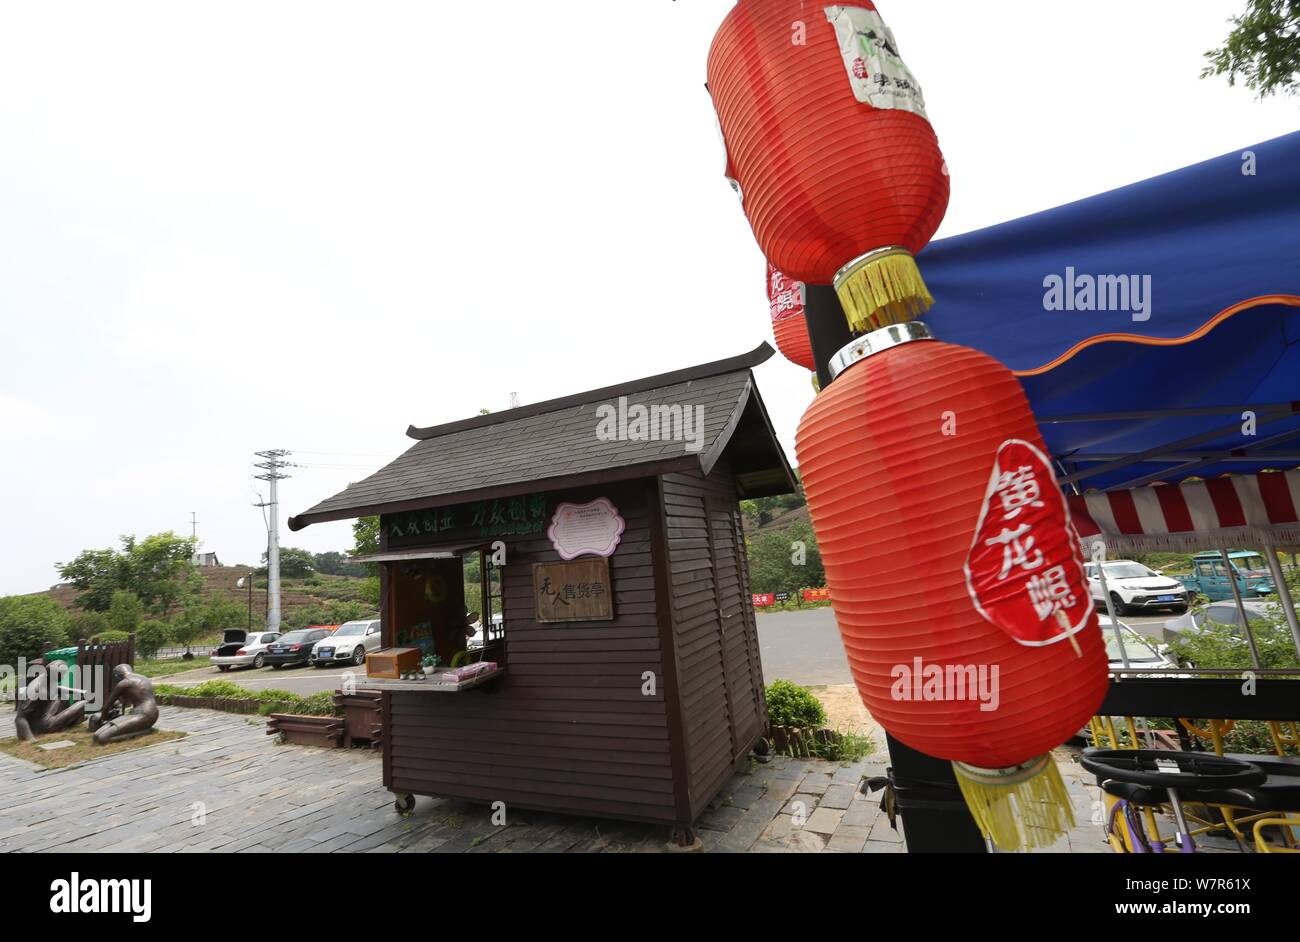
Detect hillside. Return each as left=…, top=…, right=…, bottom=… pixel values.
left=33, top=565, right=374, bottom=623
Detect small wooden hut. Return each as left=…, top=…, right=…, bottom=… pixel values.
left=289, top=344, right=796, bottom=839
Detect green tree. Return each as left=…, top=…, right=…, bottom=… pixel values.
left=353, top=515, right=380, bottom=577
left=123, top=532, right=199, bottom=613
left=353, top=516, right=380, bottom=556
left=0, top=595, right=71, bottom=664
left=57, top=532, right=197, bottom=615
left=313, top=551, right=365, bottom=578
left=107, top=590, right=144, bottom=635
left=746, top=520, right=824, bottom=596
left=263, top=546, right=315, bottom=579
left=1203, top=0, right=1300, bottom=98
left=55, top=547, right=126, bottom=612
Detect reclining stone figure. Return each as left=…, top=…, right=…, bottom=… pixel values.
left=14, top=662, right=87, bottom=742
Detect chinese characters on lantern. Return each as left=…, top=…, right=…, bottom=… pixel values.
left=965, top=440, right=1094, bottom=646
left=768, top=265, right=806, bottom=323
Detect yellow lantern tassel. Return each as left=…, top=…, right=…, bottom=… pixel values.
left=952, top=754, right=1075, bottom=852
left=833, top=247, right=934, bottom=333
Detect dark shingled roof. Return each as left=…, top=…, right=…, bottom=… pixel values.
left=289, top=344, right=796, bottom=530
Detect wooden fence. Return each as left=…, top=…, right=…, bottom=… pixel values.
left=76, top=633, right=136, bottom=680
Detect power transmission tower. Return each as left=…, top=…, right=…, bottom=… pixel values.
left=253, top=449, right=293, bottom=631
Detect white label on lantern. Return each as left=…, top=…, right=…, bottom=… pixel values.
left=824, top=6, right=928, bottom=119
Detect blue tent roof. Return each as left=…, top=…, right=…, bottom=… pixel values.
left=919, top=131, right=1300, bottom=492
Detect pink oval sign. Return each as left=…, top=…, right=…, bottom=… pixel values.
left=548, top=498, right=626, bottom=560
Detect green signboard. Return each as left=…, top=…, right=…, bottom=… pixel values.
left=384, top=493, right=549, bottom=546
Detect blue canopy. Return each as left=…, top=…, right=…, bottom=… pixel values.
left=919, top=131, right=1300, bottom=493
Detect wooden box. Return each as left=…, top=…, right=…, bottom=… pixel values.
left=366, top=647, right=423, bottom=680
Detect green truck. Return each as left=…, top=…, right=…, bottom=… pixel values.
left=1175, top=550, right=1276, bottom=601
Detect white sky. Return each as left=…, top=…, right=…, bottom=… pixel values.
left=1, top=1, right=1296, bottom=596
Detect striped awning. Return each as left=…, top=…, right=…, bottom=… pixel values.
left=1067, top=470, right=1300, bottom=552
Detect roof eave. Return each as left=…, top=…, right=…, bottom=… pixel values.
left=287, top=454, right=704, bottom=531
left=405, top=342, right=776, bottom=441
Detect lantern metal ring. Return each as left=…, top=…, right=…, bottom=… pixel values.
left=827, top=320, right=936, bottom=381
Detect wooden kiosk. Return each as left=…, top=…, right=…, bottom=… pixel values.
left=289, top=344, right=796, bottom=838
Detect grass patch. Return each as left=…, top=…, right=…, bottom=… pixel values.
left=133, top=657, right=211, bottom=679
left=0, top=728, right=186, bottom=770
left=153, top=680, right=337, bottom=716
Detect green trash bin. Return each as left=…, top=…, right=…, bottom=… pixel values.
left=42, top=646, right=80, bottom=701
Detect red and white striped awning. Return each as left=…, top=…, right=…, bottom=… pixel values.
left=1067, top=469, right=1300, bottom=552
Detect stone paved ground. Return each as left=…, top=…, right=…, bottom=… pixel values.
left=0, top=704, right=1109, bottom=853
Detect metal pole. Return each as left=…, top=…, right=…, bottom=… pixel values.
left=1263, top=546, right=1300, bottom=661
left=254, top=449, right=291, bottom=632
left=1091, top=548, right=1130, bottom=669
left=267, top=472, right=281, bottom=631
left=247, top=572, right=254, bottom=631
left=1221, top=549, right=1262, bottom=670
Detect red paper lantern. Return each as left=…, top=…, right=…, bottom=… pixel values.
left=795, top=325, right=1110, bottom=849
left=767, top=263, right=815, bottom=371
left=708, top=1, right=949, bottom=334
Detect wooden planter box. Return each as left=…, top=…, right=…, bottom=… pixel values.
left=769, top=725, right=837, bottom=758
left=161, top=694, right=265, bottom=714
left=333, top=690, right=383, bottom=748
left=267, top=713, right=344, bottom=748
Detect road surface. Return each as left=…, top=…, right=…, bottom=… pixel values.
left=162, top=607, right=1176, bottom=694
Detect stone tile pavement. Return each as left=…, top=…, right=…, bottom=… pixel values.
left=0, top=704, right=1110, bottom=853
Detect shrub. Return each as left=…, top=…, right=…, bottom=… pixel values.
left=92, top=630, right=130, bottom=644
left=70, top=611, right=111, bottom=640
left=135, top=620, right=172, bottom=659
left=765, top=679, right=827, bottom=728
left=153, top=680, right=339, bottom=716
left=0, top=595, right=71, bottom=664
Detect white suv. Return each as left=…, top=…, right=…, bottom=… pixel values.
left=1084, top=560, right=1189, bottom=615
left=310, top=619, right=382, bottom=667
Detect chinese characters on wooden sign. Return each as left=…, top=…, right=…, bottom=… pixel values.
left=385, top=493, right=548, bottom=546
left=533, top=558, right=614, bottom=623
left=964, top=439, right=1094, bottom=647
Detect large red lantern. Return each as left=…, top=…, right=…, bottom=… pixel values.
left=767, top=263, right=815, bottom=371
left=708, top=1, right=949, bottom=333
left=795, top=325, right=1110, bottom=850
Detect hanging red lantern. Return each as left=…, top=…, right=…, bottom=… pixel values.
left=708, top=1, right=950, bottom=334
left=767, top=263, right=815, bottom=372
left=795, top=324, right=1110, bottom=850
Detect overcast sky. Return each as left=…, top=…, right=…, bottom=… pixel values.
left=1, top=1, right=1296, bottom=596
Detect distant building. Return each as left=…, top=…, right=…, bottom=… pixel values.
left=192, top=551, right=221, bottom=567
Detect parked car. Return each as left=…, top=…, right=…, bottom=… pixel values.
left=263, top=627, right=335, bottom=669
left=1098, top=615, right=1176, bottom=671
left=311, top=619, right=382, bottom=667
left=1083, top=559, right=1189, bottom=614
left=1175, top=550, right=1275, bottom=601
left=211, top=629, right=281, bottom=672
left=1162, top=598, right=1273, bottom=645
